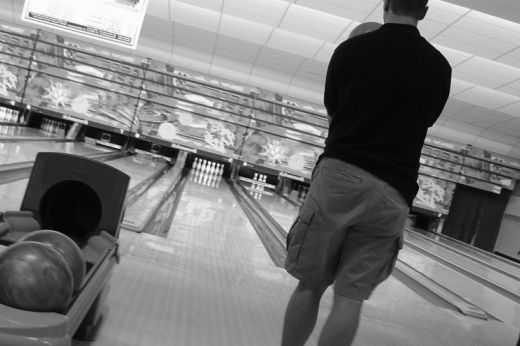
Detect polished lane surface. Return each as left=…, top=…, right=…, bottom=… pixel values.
left=404, top=230, right=520, bottom=285
left=409, top=228, right=520, bottom=278
left=399, top=245, right=520, bottom=326
left=75, top=174, right=517, bottom=345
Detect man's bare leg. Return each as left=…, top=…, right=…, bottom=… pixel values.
left=318, top=293, right=363, bottom=346
left=281, top=281, right=328, bottom=346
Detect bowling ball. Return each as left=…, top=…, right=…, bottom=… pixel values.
left=0, top=241, right=73, bottom=313
left=348, top=22, right=382, bottom=39
left=19, top=230, right=86, bottom=291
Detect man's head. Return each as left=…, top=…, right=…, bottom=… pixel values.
left=383, top=0, right=429, bottom=24
left=348, top=22, right=382, bottom=39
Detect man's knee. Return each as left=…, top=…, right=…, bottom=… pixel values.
left=333, top=292, right=364, bottom=309
left=296, top=280, right=329, bottom=294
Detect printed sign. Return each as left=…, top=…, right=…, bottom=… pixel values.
left=22, top=0, right=149, bottom=48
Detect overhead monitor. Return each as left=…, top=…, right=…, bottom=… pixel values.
left=21, top=0, right=149, bottom=49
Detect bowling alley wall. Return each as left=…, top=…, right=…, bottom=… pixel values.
left=1, top=22, right=520, bottom=255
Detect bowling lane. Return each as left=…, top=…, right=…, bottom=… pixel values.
left=0, top=155, right=168, bottom=211
left=246, top=189, right=300, bottom=231
left=87, top=171, right=300, bottom=345
left=409, top=228, right=520, bottom=278
left=405, top=230, right=520, bottom=283
left=0, top=125, right=49, bottom=139
left=400, top=245, right=520, bottom=326
left=85, top=175, right=519, bottom=346
left=0, top=141, right=112, bottom=166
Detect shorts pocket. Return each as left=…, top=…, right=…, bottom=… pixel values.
left=322, top=167, right=362, bottom=185
left=375, top=235, right=403, bottom=285
left=286, top=202, right=315, bottom=261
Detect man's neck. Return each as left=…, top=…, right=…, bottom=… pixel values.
left=384, top=13, right=419, bottom=27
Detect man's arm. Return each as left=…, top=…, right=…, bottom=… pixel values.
left=324, top=48, right=340, bottom=123
left=429, top=64, right=452, bottom=127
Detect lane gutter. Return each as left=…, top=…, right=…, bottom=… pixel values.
left=121, top=152, right=188, bottom=234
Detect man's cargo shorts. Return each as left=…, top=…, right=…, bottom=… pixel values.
left=285, top=157, right=409, bottom=300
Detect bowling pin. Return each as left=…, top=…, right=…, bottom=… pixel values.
left=255, top=174, right=261, bottom=191
left=252, top=173, right=258, bottom=190
left=59, top=122, right=66, bottom=137
left=201, top=160, right=207, bottom=172
left=209, top=162, right=215, bottom=175
left=257, top=175, right=263, bottom=191
left=192, top=158, right=199, bottom=170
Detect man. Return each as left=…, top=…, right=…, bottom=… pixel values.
left=282, top=1, right=452, bottom=345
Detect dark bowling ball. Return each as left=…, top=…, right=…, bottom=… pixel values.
left=0, top=241, right=73, bottom=313
left=19, top=230, right=86, bottom=291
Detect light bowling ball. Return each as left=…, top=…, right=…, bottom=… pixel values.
left=0, top=241, right=73, bottom=313
left=348, top=22, right=382, bottom=39
left=19, top=230, right=86, bottom=291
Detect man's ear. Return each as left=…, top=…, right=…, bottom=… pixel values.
left=383, top=0, right=390, bottom=12
left=417, top=6, right=428, bottom=20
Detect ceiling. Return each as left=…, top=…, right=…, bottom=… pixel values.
left=1, top=0, right=520, bottom=159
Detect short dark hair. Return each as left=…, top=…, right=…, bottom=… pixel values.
left=388, top=0, right=428, bottom=18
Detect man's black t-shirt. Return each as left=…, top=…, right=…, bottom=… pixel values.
left=322, top=23, right=452, bottom=206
